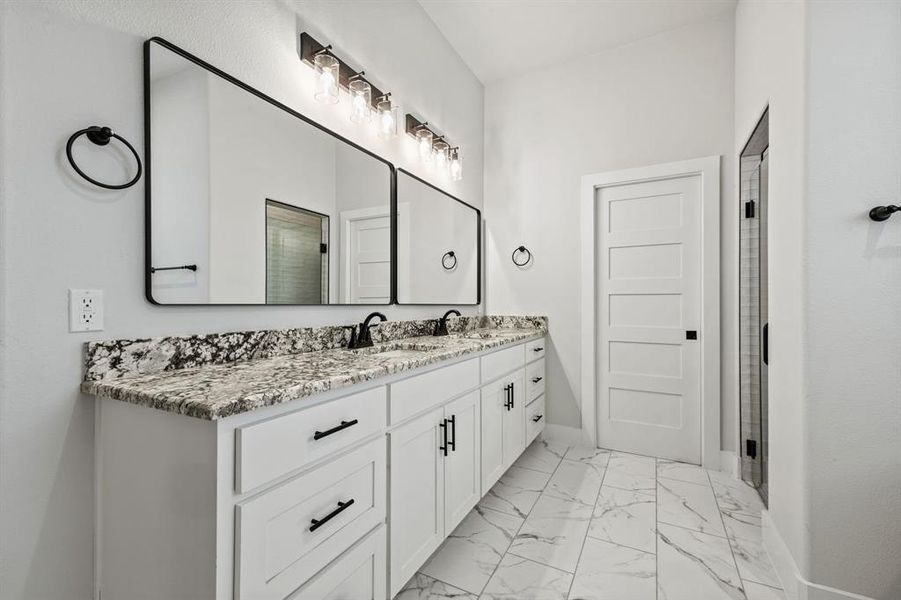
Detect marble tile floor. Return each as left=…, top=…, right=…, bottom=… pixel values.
left=395, top=439, right=785, bottom=600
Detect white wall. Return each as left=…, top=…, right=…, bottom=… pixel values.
left=484, top=14, right=736, bottom=440
left=0, top=1, right=483, bottom=598
left=734, top=0, right=810, bottom=581
left=803, top=2, right=901, bottom=597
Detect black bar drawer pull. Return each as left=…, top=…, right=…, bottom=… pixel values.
left=448, top=414, right=456, bottom=451
left=309, top=499, right=355, bottom=532
left=762, top=323, right=769, bottom=366
left=532, top=414, right=543, bottom=423
left=503, top=384, right=512, bottom=410
left=510, top=383, right=515, bottom=408
left=533, top=347, right=544, bottom=352
left=531, top=376, right=543, bottom=383
left=313, top=419, right=359, bottom=441
left=439, top=418, right=448, bottom=456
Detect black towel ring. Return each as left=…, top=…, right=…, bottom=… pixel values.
left=66, top=125, right=142, bottom=190
left=512, top=245, right=532, bottom=267
left=442, top=251, right=457, bottom=270
left=869, top=205, right=900, bottom=221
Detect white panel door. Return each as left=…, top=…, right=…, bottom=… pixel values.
left=389, top=407, right=445, bottom=597
left=597, top=176, right=701, bottom=463
left=346, top=214, right=391, bottom=303
left=443, top=391, right=481, bottom=533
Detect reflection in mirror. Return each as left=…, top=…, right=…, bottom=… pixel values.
left=146, top=39, right=393, bottom=305
left=396, top=170, right=480, bottom=305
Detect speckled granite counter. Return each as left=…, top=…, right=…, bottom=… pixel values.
left=81, top=316, right=547, bottom=420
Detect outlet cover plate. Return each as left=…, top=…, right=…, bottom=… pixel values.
left=69, top=289, right=104, bottom=332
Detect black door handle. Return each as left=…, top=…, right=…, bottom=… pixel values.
left=532, top=414, right=543, bottom=422
left=762, top=323, right=769, bottom=365
left=313, top=419, right=359, bottom=440
left=309, top=499, right=354, bottom=532
left=532, top=376, right=543, bottom=383
left=447, top=414, right=456, bottom=452
left=439, top=418, right=448, bottom=456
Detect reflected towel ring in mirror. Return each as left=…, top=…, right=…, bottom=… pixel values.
left=442, top=251, right=457, bottom=270
left=66, top=125, right=143, bottom=190
left=512, top=245, right=532, bottom=267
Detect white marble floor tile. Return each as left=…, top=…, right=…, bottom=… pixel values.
left=568, top=537, right=656, bottom=600
left=395, top=572, right=478, bottom=600
left=508, top=493, right=593, bottom=573
left=657, top=459, right=711, bottom=485
left=544, top=459, right=604, bottom=506
left=602, top=453, right=656, bottom=493
left=657, top=477, right=727, bottom=538
left=588, top=486, right=656, bottom=553
left=722, top=518, right=781, bottom=589
left=479, top=465, right=551, bottom=519
left=743, top=581, right=786, bottom=600
left=480, top=554, right=572, bottom=600
left=421, top=506, right=524, bottom=594
left=513, top=439, right=568, bottom=474
left=657, top=524, right=745, bottom=600
left=708, top=470, right=765, bottom=517
left=563, top=446, right=612, bottom=469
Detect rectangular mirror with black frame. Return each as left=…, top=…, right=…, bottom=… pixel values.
left=145, top=38, right=394, bottom=305
left=395, top=169, right=480, bottom=305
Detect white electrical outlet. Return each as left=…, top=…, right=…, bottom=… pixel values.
left=69, top=289, right=104, bottom=332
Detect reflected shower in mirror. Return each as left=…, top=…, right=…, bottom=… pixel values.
left=146, top=38, right=393, bottom=305
left=396, top=170, right=480, bottom=305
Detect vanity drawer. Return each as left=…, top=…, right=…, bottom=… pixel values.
left=480, top=344, right=525, bottom=383
left=236, top=438, right=386, bottom=600
left=526, top=395, right=546, bottom=443
left=526, top=359, right=545, bottom=402
left=236, top=386, right=387, bottom=493
left=526, top=338, right=546, bottom=362
left=390, top=358, right=478, bottom=424
left=288, top=525, right=386, bottom=600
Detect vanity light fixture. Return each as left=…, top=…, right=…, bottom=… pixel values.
left=313, top=50, right=340, bottom=105
left=433, top=138, right=450, bottom=172
left=449, top=148, right=462, bottom=181
left=416, top=126, right=434, bottom=162
left=376, top=94, right=398, bottom=139
left=348, top=73, right=372, bottom=123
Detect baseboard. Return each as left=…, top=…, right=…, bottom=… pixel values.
left=762, top=510, right=876, bottom=600
left=719, top=450, right=740, bottom=477
left=541, top=424, right=584, bottom=446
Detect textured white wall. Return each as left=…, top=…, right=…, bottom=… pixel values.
left=484, top=15, right=736, bottom=442
left=734, top=0, right=809, bottom=579
left=0, top=1, right=483, bottom=598
left=804, top=2, right=901, bottom=597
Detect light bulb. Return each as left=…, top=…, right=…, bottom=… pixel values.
left=449, top=149, right=462, bottom=181
left=416, top=128, right=433, bottom=162
left=433, top=140, right=449, bottom=172
left=348, top=79, right=371, bottom=124
left=313, top=54, right=339, bottom=104
left=376, top=97, right=397, bottom=139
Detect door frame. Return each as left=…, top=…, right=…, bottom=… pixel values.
left=579, top=156, right=721, bottom=468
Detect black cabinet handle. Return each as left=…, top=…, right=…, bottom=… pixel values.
left=531, top=376, right=543, bottom=383
left=762, top=323, right=769, bottom=366
left=313, top=419, right=359, bottom=441
left=533, top=347, right=544, bottom=352
left=309, top=499, right=354, bottom=532
left=532, top=414, right=543, bottom=422
left=439, top=418, right=448, bottom=456
left=448, top=414, right=456, bottom=452
left=510, top=383, right=515, bottom=408
left=503, top=384, right=511, bottom=410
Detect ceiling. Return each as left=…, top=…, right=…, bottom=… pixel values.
left=418, top=0, right=736, bottom=84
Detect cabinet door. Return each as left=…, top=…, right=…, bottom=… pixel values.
left=480, top=377, right=508, bottom=492
left=289, top=525, right=386, bottom=600
left=503, top=369, right=527, bottom=471
left=389, top=407, right=445, bottom=597
left=443, top=391, right=481, bottom=533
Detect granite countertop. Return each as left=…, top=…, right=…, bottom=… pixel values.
left=81, top=324, right=545, bottom=421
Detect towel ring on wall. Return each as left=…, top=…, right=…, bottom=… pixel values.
left=512, top=245, right=532, bottom=267
left=869, top=205, right=900, bottom=222
left=66, top=125, right=143, bottom=190
left=441, top=251, right=457, bottom=270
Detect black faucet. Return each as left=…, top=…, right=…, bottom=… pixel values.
left=433, top=309, right=461, bottom=336
left=348, top=311, right=387, bottom=349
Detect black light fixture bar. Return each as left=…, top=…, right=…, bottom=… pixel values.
left=405, top=113, right=454, bottom=150
left=300, top=32, right=387, bottom=110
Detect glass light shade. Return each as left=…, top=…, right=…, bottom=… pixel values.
left=313, top=54, right=340, bottom=104
left=433, top=139, right=450, bottom=171
left=348, top=79, right=372, bottom=124
left=449, top=149, right=463, bottom=181
left=416, top=128, right=433, bottom=162
left=376, top=99, right=398, bottom=139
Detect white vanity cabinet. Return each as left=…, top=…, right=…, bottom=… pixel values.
left=95, top=333, right=545, bottom=600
